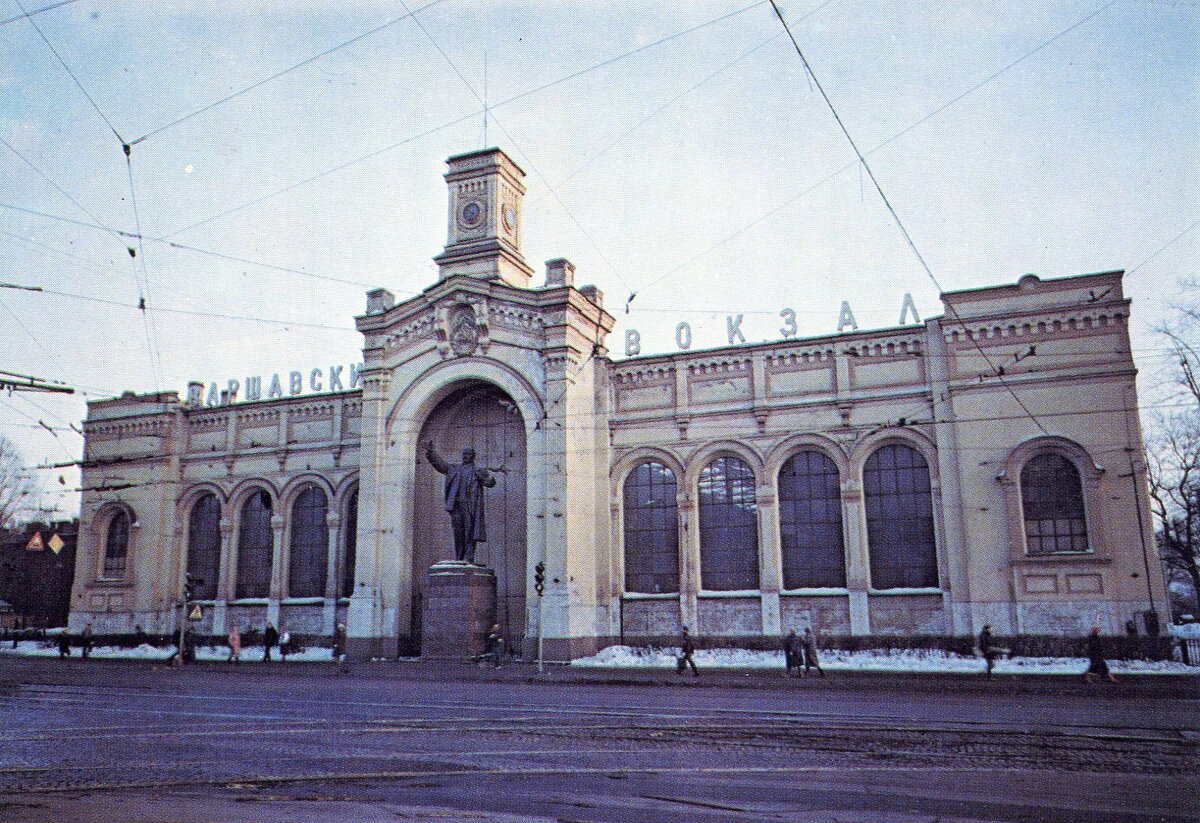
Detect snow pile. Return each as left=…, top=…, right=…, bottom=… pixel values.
left=1171, top=622, right=1200, bottom=639
left=572, top=644, right=1199, bottom=675
left=0, top=641, right=334, bottom=663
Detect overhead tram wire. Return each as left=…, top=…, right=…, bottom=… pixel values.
left=0, top=201, right=410, bottom=295
left=765, top=0, right=1048, bottom=435
left=396, top=0, right=635, bottom=296
left=161, top=0, right=772, bottom=240
left=634, top=0, right=1125, bottom=301
left=12, top=0, right=166, bottom=392
left=126, top=0, right=445, bottom=147
left=1127, top=217, right=1200, bottom=275
left=0, top=0, right=82, bottom=27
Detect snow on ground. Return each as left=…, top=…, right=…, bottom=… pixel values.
left=0, top=641, right=334, bottom=663
left=571, top=645, right=1199, bottom=675
left=1171, top=622, right=1200, bottom=639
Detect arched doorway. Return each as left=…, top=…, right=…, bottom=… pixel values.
left=412, top=383, right=527, bottom=655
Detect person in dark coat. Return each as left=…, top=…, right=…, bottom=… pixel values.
left=332, top=623, right=349, bottom=674
left=677, top=625, right=698, bottom=677
left=425, top=441, right=497, bottom=564
left=263, top=623, right=279, bottom=662
left=803, top=627, right=823, bottom=677
left=1083, top=626, right=1117, bottom=683
left=978, top=625, right=998, bottom=676
left=483, top=623, right=503, bottom=669
left=58, top=631, right=71, bottom=658
left=783, top=629, right=803, bottom=678
left=81, top=623, right=94, bottom=659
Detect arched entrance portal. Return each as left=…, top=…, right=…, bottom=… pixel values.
left=412, top=383, right=527, bottom=656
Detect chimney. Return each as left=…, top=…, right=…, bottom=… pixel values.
left=545, top=258, right=575, bottom=287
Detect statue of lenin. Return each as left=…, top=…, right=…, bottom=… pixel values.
left=424, top=441, right=497, bottom=564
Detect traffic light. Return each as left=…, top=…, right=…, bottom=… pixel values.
left=533, top=562, right=545, bottom=597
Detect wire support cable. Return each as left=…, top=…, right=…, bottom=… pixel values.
left=767, top=0, right=1054, bottom=434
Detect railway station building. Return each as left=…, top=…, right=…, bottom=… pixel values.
left=68, top=148, right=1168, bottom=659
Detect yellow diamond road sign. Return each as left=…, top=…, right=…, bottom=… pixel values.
left=48, top=533, right=65, bottom=554
left=25, top=532, right=44, bottom=551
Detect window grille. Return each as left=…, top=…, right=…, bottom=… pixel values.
left=698, top=456, right=759, bottom=591
left=779, top=450, right=846, bottom=588
left=623, top=462, right=679, bottom=594
left=864, top=444, right=938, bottom=589
left=1021, top=453, right=1089, bottom=554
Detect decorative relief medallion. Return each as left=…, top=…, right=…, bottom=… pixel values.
left=449, top=305, right=479, bottom=356
left=435, top=297, right=490, bottom=359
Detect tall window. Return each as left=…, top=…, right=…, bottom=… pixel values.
left=623, top=462, right=679, bottom=594
left=778, top=450, right=846, bottom=589
left=698, top=456, right=759, bottom=591
left=289, top=486, right=329, bottom=597
left=341, top=489, right=358, bottom=598
left=186, top=494, right=221, bottom=599
left=1021, top=453, right=1089, bottom=554
left=103, top=510, right=130, bottom=578
left=235, top=489, right=273, bottom=599
left=864, top=444, right=937, bottom=589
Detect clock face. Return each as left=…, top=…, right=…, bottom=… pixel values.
left=502, top=204, right=517, bottom=233
left=459, top=200, right=483, bottom=229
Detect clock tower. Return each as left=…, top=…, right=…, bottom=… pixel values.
left=433, top=147, right=534, bottom=288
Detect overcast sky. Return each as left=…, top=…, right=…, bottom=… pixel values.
left=2, top=0, right=1197, bottom=519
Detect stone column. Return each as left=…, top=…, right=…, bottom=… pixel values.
left=268, top=514, right=284, bottom=627
left=842, top=478, right=871, bottom=635
left=322, top=511, right=341, bottom=635
left=757, top=484, right=781, bottom=636
left=679, top=492, right=699, bottom=631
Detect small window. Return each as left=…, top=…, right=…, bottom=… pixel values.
left=698, top=456, right=759, bottom=591
left=1021, top=453, right=1089, bottom=554
left=623, top=462, right=680, bottom=594
left=103, top=510, right=130, bottom=578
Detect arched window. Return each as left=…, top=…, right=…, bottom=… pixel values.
left=864, top=444, right=937, bottom=589
left=623, top=462, right=679, bottom=594
left=186, top=494, right=221, bottom=599
left=235, top=489, right=273, bottom=599
left=698, top=456, right=759, bottom=591
left=1021, top=453, right=1089, bottom=554
left=288, top=486, right=328, bottom=598
left=779, top=450, right=846, bottom=589
left=103, top=509, right=130, bottom=578
left=341, top=489, right=358, bottom=598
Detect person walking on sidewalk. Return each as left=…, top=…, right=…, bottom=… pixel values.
left=227, top=626, right=242, bottom=663
left=677, top=625, right=699, bottom=677
left=783, top=629, right=803, bottom=678
left=1083, top=626, right=1117, bottom=683
left=263, top=623, right=279, bottom=662
left=58, top=631, right=71, bottom=658
left=978, top=624, right=998, bottom=676
left=803, top=627, right=824, bottom=677
left=484, top=624, right=504, bottom=669
left=81, top=623, right=94, bottom=659
left=332, top=623, right=349, bottom=673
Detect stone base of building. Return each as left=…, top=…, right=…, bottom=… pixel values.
left=421, top=561, right=496, bottom=660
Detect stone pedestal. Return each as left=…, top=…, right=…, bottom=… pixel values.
left=421, top=561, right=496, bottom=660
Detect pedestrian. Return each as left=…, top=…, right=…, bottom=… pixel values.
left=803, top=627, right=824, bottom=677
left=484, top=623, right=503, bottom=669
left=677, top=625, right=698, bottom=677
left=783, top=629, right=803, bottom=678
left=978, top=624, right=998, bottom=676
left=263, top=622, right=279, bottom=662
left=227, top=625, right=242, bottom=663
left=279, top=630, right=291, bottom=663
left=332, top=623, right=349, bottom=674
left=133, top=625, right=148, bottom=646
left=1124, top=619, right=1137, bottom=638
left=81, top=622, right=94, bottom=659
left=58, top=631, right=71, bottom=658
left=1083, top=626, right=1117, bottom=684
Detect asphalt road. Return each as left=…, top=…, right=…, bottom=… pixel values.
left=0, top=657, right=1196, bottom=822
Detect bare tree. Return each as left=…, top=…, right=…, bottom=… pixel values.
left=0, top=435, right=35, bottom=530
left=1149, top=284, right=1200, bottom=617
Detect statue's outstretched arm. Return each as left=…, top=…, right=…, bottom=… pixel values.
left=424, top=440, right=449, bottom=474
